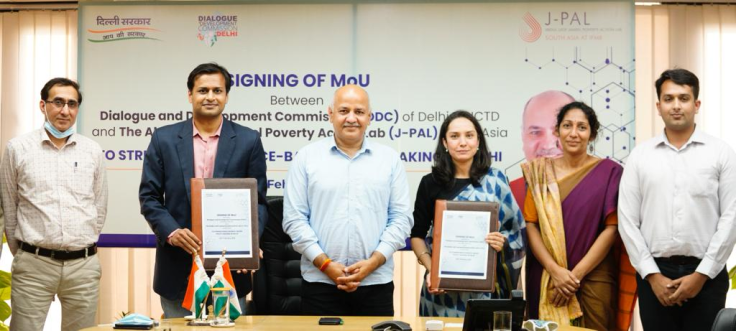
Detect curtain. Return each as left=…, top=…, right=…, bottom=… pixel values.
left=0, top=11, right=77, bottom=150
left=635, top=4, right=736, bottom=148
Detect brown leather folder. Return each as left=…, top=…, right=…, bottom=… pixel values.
left=429, top=200, right=499, bottom=292
left=191, top=178, right=260, bottom=270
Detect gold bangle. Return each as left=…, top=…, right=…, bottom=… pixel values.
left=417, top=251, right=430, bottom=265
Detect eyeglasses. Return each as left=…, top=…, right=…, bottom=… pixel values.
left=45, top=99, right=79, bottom=109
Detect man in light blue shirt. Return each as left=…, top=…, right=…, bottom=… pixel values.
left=282, top=85, right=412, bottom=316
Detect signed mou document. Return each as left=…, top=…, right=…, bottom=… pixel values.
left=201, top=189, right=252, bottom=259
left=191, top=178, right=260, bottom=270
left=438, top=210, right=491, bottom=280
left=430, top=200, right=499, bottom=292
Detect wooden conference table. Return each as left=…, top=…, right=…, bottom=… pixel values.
left=84, top=315, right=594, bottom=330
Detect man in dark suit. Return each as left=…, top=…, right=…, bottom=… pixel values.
left=139, top=63, right=267, bottom=317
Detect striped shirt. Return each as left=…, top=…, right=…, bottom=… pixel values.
left=0, top=128, right=108, bottom=253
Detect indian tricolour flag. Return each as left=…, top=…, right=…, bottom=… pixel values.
left=181, top=255, right=210, bottom=318
left=211, top=256, right=242, bottom=321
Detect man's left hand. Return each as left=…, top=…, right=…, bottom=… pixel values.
left=668, top=272, right=708, bottom=306
left=337, top=252, right=386, bottom=291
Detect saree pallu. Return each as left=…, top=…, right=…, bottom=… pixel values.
left=523, top=158, right=635, bottom=331
left=419, top=168, right=525, bottom=317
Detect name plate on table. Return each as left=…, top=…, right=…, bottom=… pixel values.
left=430, top=200, right=499, bottom=292
left=191, top=178, right=259, bottom=270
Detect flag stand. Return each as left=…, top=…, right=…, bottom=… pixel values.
left=187, top=249, right=240, bottom=327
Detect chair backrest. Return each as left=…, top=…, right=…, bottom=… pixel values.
left=252, top=196, right=303, bottom=315
left=712, top=308, right=736, bottom=331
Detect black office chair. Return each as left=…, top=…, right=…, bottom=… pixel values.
left=712, top=308, right=736, bottom=331
left=252, top=196, right=303, bottom=315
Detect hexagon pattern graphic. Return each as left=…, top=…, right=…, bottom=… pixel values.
left=506, top=47, right=635, bottom=178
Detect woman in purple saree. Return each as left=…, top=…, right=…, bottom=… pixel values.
left=522, top=102, right=632, bottom=331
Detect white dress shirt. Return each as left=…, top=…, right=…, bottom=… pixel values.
left=618, top=128, right=736, bottom=279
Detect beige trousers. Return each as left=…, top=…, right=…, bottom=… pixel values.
left=10, top=249, right=101, bottom=331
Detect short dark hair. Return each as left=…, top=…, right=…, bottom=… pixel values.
left=432, top=110, right=492, bottom=189
left=187, top=62, right=232, bottom=94
left=41, top=78, right=82, bottom=105
left=556, top=101, right=600, bottom=141
left=655, top=68, right=700, bottom=100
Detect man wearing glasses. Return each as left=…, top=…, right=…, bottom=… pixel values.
left=0, top=77, right=108, bottom=331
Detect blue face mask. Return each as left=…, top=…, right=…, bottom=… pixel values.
left=43, top=105, right=75, bottom=139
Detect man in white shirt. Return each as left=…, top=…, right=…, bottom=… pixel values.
left=618, top=68, right=736, bottom=330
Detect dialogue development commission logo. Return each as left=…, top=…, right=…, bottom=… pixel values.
left=87, top=15, right=161, bottom=43
left=197, top=14, right=238, bottom=47
left=519, top=12, right=542, bottom=43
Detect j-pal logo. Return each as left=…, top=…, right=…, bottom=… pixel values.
left=520, top=11, right=592, bottom=43
left=544, top=11, right=591, bottom=26
left=519, top=12, right=541, bottom=43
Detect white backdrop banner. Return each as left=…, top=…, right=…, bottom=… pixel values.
left=78, top=1, right=635, bottom=246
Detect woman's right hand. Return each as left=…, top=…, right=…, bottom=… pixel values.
left=549, top=265, right=580, bottom=296
left=426, top=273, right=445, bottom=295
left=548, top=288, right=572, bottom=307
left=485, top=232, right=505, bottom=252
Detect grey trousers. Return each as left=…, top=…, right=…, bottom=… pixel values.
left=9, top=249, right=101, bottom=331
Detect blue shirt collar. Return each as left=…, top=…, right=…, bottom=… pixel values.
left=329, top=138, right=372, bottom=159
